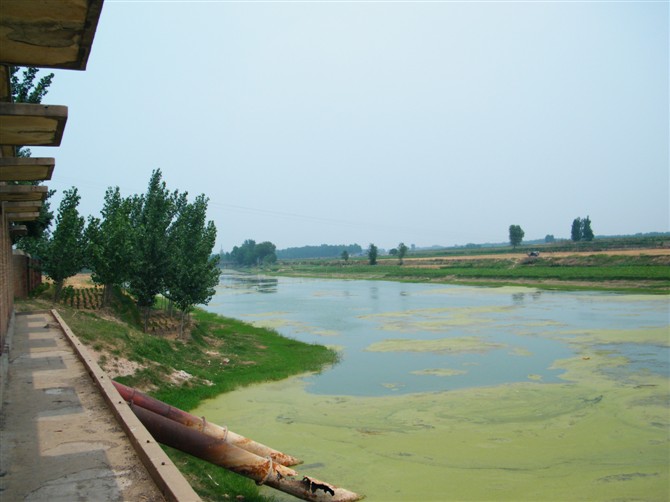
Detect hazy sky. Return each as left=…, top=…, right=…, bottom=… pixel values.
left=32, top=0, right=668, bottom=251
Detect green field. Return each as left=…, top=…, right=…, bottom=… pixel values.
left=263, top=249, right=670, bottom=294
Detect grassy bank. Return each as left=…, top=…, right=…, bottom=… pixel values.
left=262, top=251, right=670, bottom=294
left=16, top=287, right=338, bottom=501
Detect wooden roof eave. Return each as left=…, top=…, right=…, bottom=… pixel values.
left=0, top=184, right=48, bottom=202
left=0, top=157, right=55, bottom=181
left=0, top=0, right=105, bottom=71
left=0, top=102, right=68, bottom=147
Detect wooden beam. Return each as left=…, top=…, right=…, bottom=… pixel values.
left=0, top=157, right=55, bottom=181
left=0, top=0, right=105, bottom=70
left=6, top=211, right=39, bottom=221
left=3, top=200, right=43, bottom=213
left=0, top=103, right=67, bottom=146
left=0, top=184, right=48, bottom=202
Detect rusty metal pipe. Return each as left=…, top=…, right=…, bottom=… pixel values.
left=113, top=380, right=300, bottom=467
left=132, top=404, right=363, bottom=502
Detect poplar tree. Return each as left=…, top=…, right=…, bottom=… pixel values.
left=86, top=187, right=134, bottom=307
left=571, top=217, right=583, bottom=242
left=166, top=194, right=220, bottom=338
left=42, top=188, right=86, bottom=301
left=368, top=243, right=378, bottom=265
left=397, top=242, right=408, bottom=265
left=582, top=216, right=594, bottom=241
left=509, top=225, right=525, bottom=248
left=127, top=169, right=178, bottom=331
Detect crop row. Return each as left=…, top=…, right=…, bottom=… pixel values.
left=60, top=287, right=103, bottom=309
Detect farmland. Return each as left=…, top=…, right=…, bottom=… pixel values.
left=265, top=248, right=670, bottom=294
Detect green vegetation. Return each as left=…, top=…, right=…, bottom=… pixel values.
left=262, top=250, right=670, bottom=294
left=508, top=224, right=524, bottom=248
left=42, top=188, right=87, bottom=301
left=226, top=239, right=277, bottom=266
left=17, top=286, right=337, bottom=501
left=275, top=243, right=362, bottom=260
left=367, top=243, right=378, bottom=265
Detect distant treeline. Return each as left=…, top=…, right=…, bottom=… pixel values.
left=276, top=244, right=363, bottom=260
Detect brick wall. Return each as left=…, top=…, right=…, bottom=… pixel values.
left=1, top=207, right=13, bottom=355
left=12, top=251, right=41, bottom=299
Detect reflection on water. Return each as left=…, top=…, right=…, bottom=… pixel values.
left=199, top=273, right=670, bottom=501
left=219, top=270, right=278, bottom=294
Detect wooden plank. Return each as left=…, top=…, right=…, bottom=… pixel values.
left=0, top=158, right=55, bottom=181
left=0, top=0, right=104, bottom=70
left=0, top=103, right=68, bottom=146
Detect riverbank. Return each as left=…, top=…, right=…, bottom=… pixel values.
left=15, top=289, right=338, bottom=501
left=261, top=248, right=670, bottom=294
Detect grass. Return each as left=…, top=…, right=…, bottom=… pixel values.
left=262, top=252, right=670, bottom=294
left=16, top=287, right=338, bottom=501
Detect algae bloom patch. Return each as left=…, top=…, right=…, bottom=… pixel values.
left=410, top=367, right=468, bottom=377
left=365, top=336, right=506, bottom=354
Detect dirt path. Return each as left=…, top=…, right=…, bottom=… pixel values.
left=0, top=311, right=165, bottom=501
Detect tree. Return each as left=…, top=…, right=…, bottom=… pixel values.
left=42, top=188, right=86, bottom=301
left=11, top=66, right=54, bottom=104
left=545, top=234, right=555, bottom=243
left=397, top=242, right=408, bottom=265
left=508, top=225, right=524, bottom=249
left=86, top=187, right=134, bottom=307
left=255, top=241, right=277, bottom=265
left=367, top=243, right=378, bottom=265
left=341, top=250, right=349, bottom=262
left=127, top=169, right=179, bottom=331
left=229, top=239, right=276, bottom=266
left=165, top=194, right=220, bottom=338
left=582, top=216, right=594, bottom=241
left=571, top=217, right=582, bottom=242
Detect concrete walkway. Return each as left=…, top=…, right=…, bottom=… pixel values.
left=0, top=311, right=196, bottom=501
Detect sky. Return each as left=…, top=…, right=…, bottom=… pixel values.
left=31, top=0, right=669, bottom=252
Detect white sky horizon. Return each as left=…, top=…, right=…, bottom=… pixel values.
left=30, top=0, right=669, bottom=252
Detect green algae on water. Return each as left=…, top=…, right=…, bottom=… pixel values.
left=411, top=368, right=468, bottom=377
left=366, top=336, right=507, bottom=354
left=192, top=365, right=669, bottom=502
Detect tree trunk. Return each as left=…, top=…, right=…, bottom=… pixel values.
left=102, top=284, right=112, bottom=308
left=179, top=310, right=185, bottom=340
left=53, top=280, right=64, bottom=302
left=143, top=306, right=149, bottom=333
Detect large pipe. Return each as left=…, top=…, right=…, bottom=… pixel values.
left=113, top=380, right=300, bottom=467
left=132, top=404, right=363, bottom=502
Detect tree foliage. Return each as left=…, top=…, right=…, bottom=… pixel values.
left=86, top=187, right=134, bottom=307
left=508, top=225, right=525, bottom=248
left=276, top=243, right=362, bottom=260
left=571, top=216, right=594, bottom=242
left=127, top=169, right=179, bottom=330
left=397, top=242, right=408, bottom=265
left=367, top=243, right=378, bottom=265
left=11, top=66, right=54, bottom=104
left=571, top=217, right=583, bottom=242
left=42, top=188, right=86, bottom=301
left=165, top=194, right=220, bottom=337
left=582, top=216, right=594, bottom=241
left=228, top=239, right=277, bottom=266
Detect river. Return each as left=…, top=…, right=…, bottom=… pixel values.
left=193, top=271, right=670, bottom=501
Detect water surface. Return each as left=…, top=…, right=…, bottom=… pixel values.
left=196, top=272, right=669, bottom=501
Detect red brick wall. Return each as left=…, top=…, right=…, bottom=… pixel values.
left=0, top=207, right=13, bottom=355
